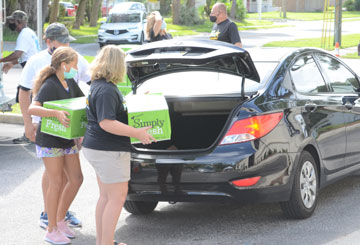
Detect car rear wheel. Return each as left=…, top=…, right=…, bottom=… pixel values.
left=124, top=200, right=158, bottom=215
left=280, top=150, right=318, bottom=219
left=138, top=32, right=144, bottom=45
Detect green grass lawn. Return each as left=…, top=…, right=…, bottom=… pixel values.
left=165, top=18, right=284, bottom=36
left=263, top=33, right=360, bottom=50
left=247, top=11, right=360, bottom=21
left=342, top=52, right=360, bottom=59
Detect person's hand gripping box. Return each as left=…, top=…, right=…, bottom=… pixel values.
left=41, top=97, right=87, bottom=139
left=126, top=94, right=171, bottom=144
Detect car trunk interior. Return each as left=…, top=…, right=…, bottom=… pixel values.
left=132, top=97, right=244, bottom=151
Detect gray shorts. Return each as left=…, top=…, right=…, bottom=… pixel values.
left=82, top=147, right=131, bottom=184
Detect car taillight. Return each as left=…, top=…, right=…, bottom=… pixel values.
left=220, top=112, right=283, bottom=145
left=231, top=176, right=261, bottom=187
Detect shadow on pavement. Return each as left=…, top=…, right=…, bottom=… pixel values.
left=115, top=176, right=360, bottom=244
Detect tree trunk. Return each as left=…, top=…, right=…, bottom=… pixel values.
left=186, top=0, right=195, bottom=8
left=49, top=0, right=60, bottom=23
left=89, top=0, right=101, bottom=27
left=282, top=0, right=286, bottom=18
left=230, top=0, right=237, bottom=19
left=42, top=0, right=50, bottom=25
left=160, top=0, right=166, bottom=15
left=18, top=0, right=37, bottom=29
left=73, top=0, right=88, bottom=29
left=6, top=0, right=18, bottom=17
left=172, top=0, right=181, bottom=24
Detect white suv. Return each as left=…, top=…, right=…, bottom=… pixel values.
left=98, top=10, right=147, bottom=47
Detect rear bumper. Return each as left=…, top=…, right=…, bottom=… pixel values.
left=128, top=143, right=296, bottom=204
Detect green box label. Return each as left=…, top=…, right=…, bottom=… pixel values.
left=41, top=97, right=87, bottom=139
left=126, top=94, right=171, bottom=144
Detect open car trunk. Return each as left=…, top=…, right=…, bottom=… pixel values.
left=132, top=96, right=246, bottom=151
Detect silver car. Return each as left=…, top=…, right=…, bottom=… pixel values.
left=98, top=10, right=147, bottom=47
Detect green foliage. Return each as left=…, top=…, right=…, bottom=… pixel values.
left=179, top=5, right=204, bottom=25
left=355, top=0, right=360, bottom=10
left=224, top=0, right=246, bottom=21
left=344, top=0, right=355, bottom=11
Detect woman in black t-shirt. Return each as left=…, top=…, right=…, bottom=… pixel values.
left=146, top=11, right=172, bottom=42
left=28, top=47, right=83, bottom=244
left=82, top=45, right=155, bottom=245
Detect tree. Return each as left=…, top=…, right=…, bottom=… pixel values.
left=89, top=0, right=101, bottom=27
left=186, top=0, right=195, bottom=8
left=73, top=0, right=88, bottom=29
left=230, top=0, right=236, bottom=19
left=42, top=0, right=50, bottom=26
left=49, top=0, right=60, bottom=23
left=172, top=0, right=181, bottom=24
left=282, top=0, right=286, bottom=18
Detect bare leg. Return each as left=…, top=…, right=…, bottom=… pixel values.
left=42, top=169, right=68, bottom=213
left=56, top=153, right=83, bottom=222
left=43, top=156, right=65, bottom=232
left=99, top=179, right=128, bottom=245
left=42, top=170, right=48, bottom=213
left=95, top=175, right=107, bottom=245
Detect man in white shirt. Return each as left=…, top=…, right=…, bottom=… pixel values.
left=19, top=22, right=91, bottom=229
left=1, top=10, right=40, bottom=144
left=0, top=10, right=40, bottom=72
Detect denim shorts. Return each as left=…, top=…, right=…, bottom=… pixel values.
left=35, top=145, right=79, bottom=158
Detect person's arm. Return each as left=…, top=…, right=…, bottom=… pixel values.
left=234, top=42, right=243, bottom=48
left=0, top=50, right=23, bottom=63
left=152, top=12, right=163, bottom=37
left=28, top=101, right=70, bottom=127
left=99, top=119, right=155, bottom=145
left=229, top=22, right=242, bottom=48
left=19, top=88, right=36, bottom=141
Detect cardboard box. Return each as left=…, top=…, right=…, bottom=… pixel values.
left=41, top=97, right=87, bottom=139
left=126, top=94, right=171, bottom=144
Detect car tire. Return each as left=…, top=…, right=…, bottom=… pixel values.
left=280, top=150, right=318, bottom=219
left=99, top=43, right=104, bottom=49
left=124, top=200, right=158, bottom=215
left=138, top=32, right=144, bottom=45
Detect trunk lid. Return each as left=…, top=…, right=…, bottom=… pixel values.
left=126, top=40, right=260, bottom=89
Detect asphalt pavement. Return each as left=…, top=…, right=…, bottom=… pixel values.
left=3, top=123, right=360, bottom=244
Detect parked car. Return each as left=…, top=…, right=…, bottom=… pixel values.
left=98, top=10, right=147, bottom=47
left=110, top=2, right=146, bottom=14
left=123, top=40, right=360, bottom=219
left=60, top=1, right=76, bottom=17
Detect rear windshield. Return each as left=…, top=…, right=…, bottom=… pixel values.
left=137, top=71, right=260, bottom=96
left=107, top=13, right=140, bottom=23
left=136, top=62, right=278, bottom=97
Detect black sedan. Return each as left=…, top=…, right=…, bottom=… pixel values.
left=123, top=40, right=360, bottom=219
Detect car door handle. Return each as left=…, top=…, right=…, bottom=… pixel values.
left=305, top=103, right=317, bottom=112
left=344, top=102, right=353, bottom=110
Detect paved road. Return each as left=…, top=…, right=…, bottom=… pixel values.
left=2, top=123, right=360, bottom=244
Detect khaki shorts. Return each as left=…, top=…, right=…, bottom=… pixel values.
left=82, top=147, right=131, bottom=184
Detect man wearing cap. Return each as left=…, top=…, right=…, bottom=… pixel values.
left=0, top=10, right=40, bottom=72
left=18, top=22, right=90, bottom=230
left=1, top=10, right=40, bottom=144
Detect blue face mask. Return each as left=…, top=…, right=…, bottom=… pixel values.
left=161, top=20, right=167, bottom=30
left=64, top=67, right=78, bottom=79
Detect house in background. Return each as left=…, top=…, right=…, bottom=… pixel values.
left=273, top=0, right=336, bottom=12
left=245, top=0, right=278, bottom=13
